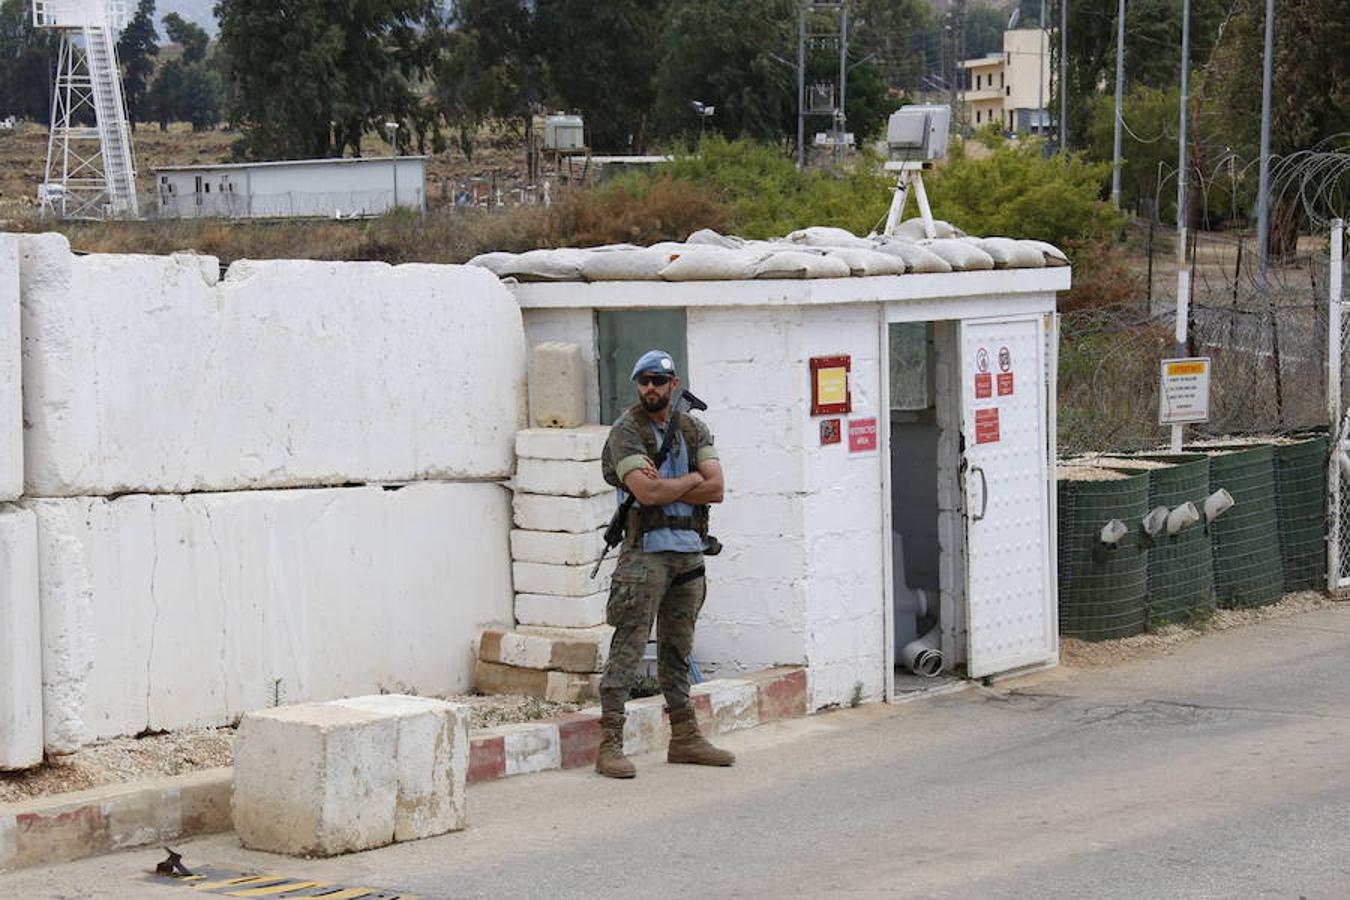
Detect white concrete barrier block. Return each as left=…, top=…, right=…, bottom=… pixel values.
left=516, top=624, right=615, bottom=669
left=515, top=458, right=613, bottom=498
left=513, top=559, right=613, bottom=597
left=513, top=492, right=614, bottom=533
left=515, top=426, right=609, bottom=462
left=498, top=722, right=562, bottom=776
left=232, top=703, right=399, bottom=856
left=0, top=506, right=41, bottom=770
left=331, top=695, right=469, bottom=841
left=0, top=235, right=19, bottom=502
left=622, top=696, right=669, bottom=756
left=18, top=237, right=526, bottom=495
left=692, top=679, right=760, bottom=734
left=510, top=529, right=607, bottom=566
left=529, top=342, right=587, bottom=428
left=28, top=482, right=513, bottom=750
left=515, top=591, right=608, bottom=628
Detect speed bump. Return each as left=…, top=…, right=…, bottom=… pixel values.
left=146, top=864, right=420, bottom=899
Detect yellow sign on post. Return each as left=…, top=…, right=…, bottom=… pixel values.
left=1159, top=357, right=1211, bottom=425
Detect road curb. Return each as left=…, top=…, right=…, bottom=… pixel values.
left=0, top=666, right=809, bottom=874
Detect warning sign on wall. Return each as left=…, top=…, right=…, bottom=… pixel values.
left=975, top=407, right=1000, bottom=444
left=848, top=417, right=878, bottom=454
left=1159, top=357, right=1211, bottom=425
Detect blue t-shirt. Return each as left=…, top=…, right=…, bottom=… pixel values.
left=616, top=422, right=705, bottom=554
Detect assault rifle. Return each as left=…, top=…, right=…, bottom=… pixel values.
left=590, top=389, right=710, bottom=579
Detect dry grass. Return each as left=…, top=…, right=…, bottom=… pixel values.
left=1061, top=590, right=1342, bottom=669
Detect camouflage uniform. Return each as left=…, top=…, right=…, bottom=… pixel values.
left=599, top=405, right=718, bottom=716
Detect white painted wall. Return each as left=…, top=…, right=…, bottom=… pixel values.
left=0, top=504, right=41, bottom=769
left=0, top=234, right=19, bottom=501
left=18, top=234, right=526, bottom=496
left=28, top=482, right=514, bottom=752
left=522, top=309, right=599, bottom=425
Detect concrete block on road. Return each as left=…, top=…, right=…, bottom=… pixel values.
left=513, top=559, right=613, bottom=597
left=515, top=426, right=609, bottom=462
left=233, top=702, right=400, bottom=857
left=499, top=722, right=562, bottom=776
left=510, top=528, right=607, bottom=566
left=0, top=505, right=41, bottom=771
left=515, top=458, right=613, bottom=497
left=513, top=492, right=613, bottom=533
left=622, top=696, right=670, bottom=756
left=515, top=591, right=608, bottom=628
left=529, top=342, right=586, bottom=428
left=332, top=695, right=469, bottom=842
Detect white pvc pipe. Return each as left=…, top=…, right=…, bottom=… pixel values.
left=901, top=625, right=943, bottom=678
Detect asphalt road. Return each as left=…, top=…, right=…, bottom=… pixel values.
left=8, top=603, right=1350, bottom=900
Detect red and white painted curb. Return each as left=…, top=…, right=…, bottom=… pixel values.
left=0, top=666, right=809, bottom=873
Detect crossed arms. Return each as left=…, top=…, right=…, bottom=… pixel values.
left=622, top=459, right=725, bottom=507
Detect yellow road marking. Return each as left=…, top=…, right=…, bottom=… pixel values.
left=192, top=876, right=290, bottom=891
left=225, top=881, right=327, bottom=896
left=299, top=890, right=376, bottom=899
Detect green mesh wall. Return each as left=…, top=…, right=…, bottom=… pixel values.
left=1140, top=456, right=1215, bottom=627
left=1275, top=435, right=1328, bottom=593
left=1206, top=445, right=1284, bottom=609
left=1057, top=473, right=1149, bottom=641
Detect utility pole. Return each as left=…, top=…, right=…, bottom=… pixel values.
left=836, top=4, right=848, bottom=165
left=797, top=3, right=806, bottom=168
left=1256, top=0, right=1274, bottom=278
left=1038, top=0, right=1046, bottom=133
left=952, top=0, right=966, bottom=123
left=1172, top=0, right=1192, bottom=454
left=1111, top=0, right=1125, bottom=207
left=1059, top=0, right=1067, bottom=149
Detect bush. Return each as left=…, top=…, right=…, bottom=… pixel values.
left=922, top=139, right=1124, bottom=248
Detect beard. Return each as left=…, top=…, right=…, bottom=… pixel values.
left=640, top=393, right=670, bottom=413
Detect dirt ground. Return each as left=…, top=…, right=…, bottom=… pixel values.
left=0, top=693, right=590, bottom=805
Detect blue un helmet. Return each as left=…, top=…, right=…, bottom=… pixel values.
left=630, top=349, right=677, bottom=381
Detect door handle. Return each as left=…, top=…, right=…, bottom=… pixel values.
left=971, top=465, right=989, bottom=522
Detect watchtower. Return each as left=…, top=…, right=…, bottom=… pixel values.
left=32, top=0, right=139, bottom=218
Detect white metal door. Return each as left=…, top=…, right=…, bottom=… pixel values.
left=960, top=316, right=1055, bottom=677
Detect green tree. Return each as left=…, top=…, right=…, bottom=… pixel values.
left=118, top=0, right=159, bottom=128
left=0, top=0, right=58, bottom=121
left=533, top=0, right=666, bottom=153
left=651, top=0, right=796, bottom=143
left=1087, top=84, right=1181, bottom=220
left=850, top=0, right=931, bottom=90
left=216, top=0, right=445, bottom=159
left=162, top=11, right=209, bottom=64
left=964, top=5, right=1008, bottom=60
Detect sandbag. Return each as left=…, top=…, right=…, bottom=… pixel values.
left=579, top=247, right=672, bottom=281
left=659, top=247, right=763, bottom=281
left=969, top=237, right=1046, bottom=269
left=469, top=248, right=586, bottom=282
left=891, top=217, right=965, bottom=241
left=753, top=250, right=852, bottom=279
left=918, top=239, right=995, bottom=271
left=871, top=238, right=952, bottom=273
left=685, top=229, right=746, bottom=249
left=1018, top=239, right=1070, bottom=266
left=822, top=247, right=907, bottom=276
left=783, top=226, right=875, bottom=249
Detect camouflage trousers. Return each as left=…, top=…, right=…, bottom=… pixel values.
left=599, top=549, right=706, bottom=716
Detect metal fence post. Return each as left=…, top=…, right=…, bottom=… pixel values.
left=1328, top=218, right=1344, bottom=592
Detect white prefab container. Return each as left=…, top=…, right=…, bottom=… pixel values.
left=153, top=156, right=428, bottom=220
left=543, top=115, right=585, bottom=150
left=508, top=265, right=1066, bottom=709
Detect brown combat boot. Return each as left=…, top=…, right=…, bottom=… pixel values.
left=667, top=706, right=735, bottom=766
left=595, top=712, right=636, bottom=779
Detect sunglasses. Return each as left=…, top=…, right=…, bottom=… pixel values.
left=636, top=374, right=672, bottom=387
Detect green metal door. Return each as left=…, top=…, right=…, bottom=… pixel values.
left=597, top=309, right=689, bottom=425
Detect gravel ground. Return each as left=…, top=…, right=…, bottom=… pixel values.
left=0, top=693, right=594, bottom=805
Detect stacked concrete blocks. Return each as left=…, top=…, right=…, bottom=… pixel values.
left=232, top=695, right=469, bottom=857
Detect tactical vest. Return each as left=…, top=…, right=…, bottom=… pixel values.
left=624, top=408, right=711, bottom=548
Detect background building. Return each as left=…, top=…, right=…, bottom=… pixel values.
left=959, top=29, right=1051, bottom=135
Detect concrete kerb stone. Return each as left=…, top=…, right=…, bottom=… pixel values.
left=0, top=767, right=231, bottom=873
left=513, top=559, right=614, bottom=597
left=514, top=591, right=608, bottom=628
left=515, top=426, right=609, bottom=462
left=691, top=679, right=759, bottom=734
left=479, top=628, right=609, bottom=673
left=510, top=529, right=607, bottom=566
left=0, top=668, right=809, bottom=872
left=513, top=493, right=613, bottom=533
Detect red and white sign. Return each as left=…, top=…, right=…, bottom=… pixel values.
left=848, top=417, right=878, bottom=453
left=997, top=372, right=1014, bottom=396
left=975, top=372, right=993, bottom=398
left=975, top=407, right=1000, bottom=444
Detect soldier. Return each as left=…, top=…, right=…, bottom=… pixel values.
left=595, top=349, right=734, bottom=779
